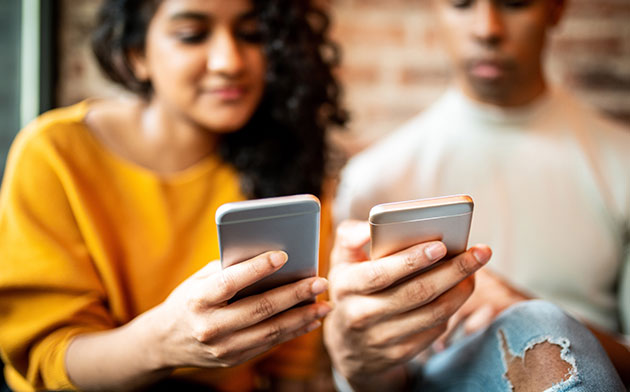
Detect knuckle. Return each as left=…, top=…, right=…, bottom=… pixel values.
left=365, top=264, right=389, bottom=290
left=295, top=281, right=313, bottom=303
left=387, top=344, right=410, bottom=363
left=401, top=250, right=419, bottom=271
left=193, top=323, right=219, bottom=343
left=264, top=323, right=285, bottom=345
left=346, top=307, right=373, bottom=331
left=430, top=302, right=451, bottom=325
left=366, top=329, right=391, bottom=348
left=186, top=296, right=205, bottom=313
left=408, top=279, right=435, bottom=303
left=253, top=296, right=276, bottom=319
left=217, top=272, right=237, bottom=298
left=211, top=344, right=230, bottom=360
left=455, top=254, right=476, bottom=276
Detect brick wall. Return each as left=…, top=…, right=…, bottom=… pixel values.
left=57, top=0, right=630, bottom=155
left=330, top=0, right=630, bottom=153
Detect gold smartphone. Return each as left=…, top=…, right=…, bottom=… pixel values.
left=369, top=195, right=474, bottom=260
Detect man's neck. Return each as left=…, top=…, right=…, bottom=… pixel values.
left=457, top=75, right=548, bottom=108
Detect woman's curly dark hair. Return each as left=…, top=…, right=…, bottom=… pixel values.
left=92, top=0, right=347, bottom=198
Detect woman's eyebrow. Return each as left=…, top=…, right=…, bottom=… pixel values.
left=169, top=11, right=208, bottom=22
left=237, top=10, right=258, bottom=22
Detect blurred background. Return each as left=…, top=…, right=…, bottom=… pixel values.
left=1, top=0, right=629, bottom=176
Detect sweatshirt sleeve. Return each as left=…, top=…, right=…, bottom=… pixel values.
left=0, top=124, right=115, bottom=390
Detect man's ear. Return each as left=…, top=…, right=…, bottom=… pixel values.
left=550, top=0, right=568, bottom=27
left=128, top=49, right=150, bottom=82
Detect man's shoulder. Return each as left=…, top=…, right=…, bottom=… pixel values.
left=557, top=89, right=630, bottom=156
left=346, top=97, right=449, bottom=174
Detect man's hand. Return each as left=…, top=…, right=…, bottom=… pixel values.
left=323, top=221, right=492, bottom=392
left=433, top=268, right=529, bottom=352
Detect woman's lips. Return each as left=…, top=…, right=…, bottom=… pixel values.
left=206, top=86, right=248, bottom=101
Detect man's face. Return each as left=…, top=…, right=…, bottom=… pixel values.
left=432, top=0, right=564, bottom=107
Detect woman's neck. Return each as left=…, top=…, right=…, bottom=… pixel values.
left=85, top=97, right=219, bottom=175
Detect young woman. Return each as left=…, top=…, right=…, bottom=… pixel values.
left=0, top=0, right=346, bottom=391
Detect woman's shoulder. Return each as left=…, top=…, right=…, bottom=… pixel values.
left=14, top=101, right=92, bottom=151
left=3, top=102, right=96, bottom=176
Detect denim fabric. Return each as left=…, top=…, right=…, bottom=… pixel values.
left=416, top=300, right=625, bottom=392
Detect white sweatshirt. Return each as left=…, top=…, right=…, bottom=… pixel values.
left=335, top=87, right=630, bottom=335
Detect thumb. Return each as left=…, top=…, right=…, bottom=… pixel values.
left=330, top=220, right=370, bottom=267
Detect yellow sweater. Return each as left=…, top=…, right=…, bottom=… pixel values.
left=0, top=102, right=332, bottom=391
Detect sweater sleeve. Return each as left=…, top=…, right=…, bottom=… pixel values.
left=0, top=123, right=115, bottom=390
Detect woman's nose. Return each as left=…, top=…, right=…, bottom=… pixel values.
left=207, top=28, right=245, bottom=77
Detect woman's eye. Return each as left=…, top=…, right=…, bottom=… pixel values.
left=237, top=29, right=263, bottom=44
left=451, top=0, right=473, bottom=9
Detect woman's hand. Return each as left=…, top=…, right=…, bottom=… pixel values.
left=149, top=250, right=332, bottom=369
left=66, top=250, right=331, bottom=391
left=323, top=221, right=491, bottom=392
left=433, top=268, right=529, bottom=352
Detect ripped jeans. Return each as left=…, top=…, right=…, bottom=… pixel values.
left=416, top=300, right=625, bottom=392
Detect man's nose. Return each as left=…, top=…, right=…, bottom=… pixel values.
left=207, top=28, right=245, bottom=77
left=472, top=1, right=505, bottom=47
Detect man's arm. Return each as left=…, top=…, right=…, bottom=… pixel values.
left=324, top=221, right=491, bottom=392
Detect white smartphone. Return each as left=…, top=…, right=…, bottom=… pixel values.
left=216, top=194, right=320, bottom=302
left=369, top=195, right=474, bottom=260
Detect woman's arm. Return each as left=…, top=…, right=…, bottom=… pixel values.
left=65, top=253, right=331, bottom=391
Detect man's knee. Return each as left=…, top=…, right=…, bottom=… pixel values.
left=498, top=300, right=572, bottom=328
left=498, top=328, right=576, bottom=392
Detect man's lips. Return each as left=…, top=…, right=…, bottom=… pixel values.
left=468, top=60, right=510, bottom=80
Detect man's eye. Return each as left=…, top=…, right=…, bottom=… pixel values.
left=501, top=0, right=531, bottom=9
left=175, top=31, right=207, bottom=44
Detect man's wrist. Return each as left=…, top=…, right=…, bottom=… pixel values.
left=334, top=364, right=409, bottom=392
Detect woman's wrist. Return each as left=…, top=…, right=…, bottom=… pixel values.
left=129, top=302, right=177, bottom=372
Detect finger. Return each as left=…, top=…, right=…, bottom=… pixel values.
left=191, top=260, right=223, bottom=279
left=219, top=301, right=333, bottom=357
left=383, top=323, right=448, bottom=366
left=216, top=277, right=329, bottom=332
left=365, top=277, right=474, bottom=347
left=333, top=241, right=447, bottom=297
left=433, top=308, right=467, bottom=352
left=374, top=245, right=490, bottom=315
left=330, top=220, right=371, bottom=267
left=462, top=304, right=495, bottom=335
left=205, top=251, right=288, bottom=304
left=223, top=316, right=325, bottom=367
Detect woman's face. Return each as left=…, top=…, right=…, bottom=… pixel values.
left=134, top=0, right=266, bottom=133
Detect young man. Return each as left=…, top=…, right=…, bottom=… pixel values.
left=325, top=0, right=629, bottom=390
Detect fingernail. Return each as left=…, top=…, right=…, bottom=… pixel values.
left=316, top=303, right=333, bottom=318
left=311, top=278, right=328, bottom=295
left=270, top=251, right=288, bottom=267
left=472, top=246, right=491, bottom=265
left=305, top=320, right=322, bottom=332
left=425, top=243, right=446, bottom=261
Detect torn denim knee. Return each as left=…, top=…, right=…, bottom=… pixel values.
left=498, top=329, right=579, bottom=392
